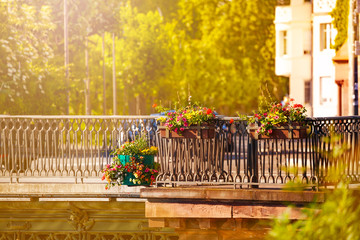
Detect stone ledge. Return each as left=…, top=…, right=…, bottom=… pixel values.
left=145, top=202, right=305, bottom=220
left=141, top=187, right=325, bottom=203
left=0, top=183, right=143, bottom=198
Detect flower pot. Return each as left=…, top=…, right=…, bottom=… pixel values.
left=118, top=155, right=155, bottom=186
left=118, top=155, right=154, bottom=165
left=247, top=123, right=308, bottom=140
left=158, top=123, right=215, bottom=139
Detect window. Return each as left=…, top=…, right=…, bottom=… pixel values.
left=303, top=30, right=311, bottom=54
left=304, top=80, right=311, bottom=104
left=280, top=31, right=288, bottom=56
left=320, top=23, right=333, bottom=51
left=320, top=77, right=333, bottom=104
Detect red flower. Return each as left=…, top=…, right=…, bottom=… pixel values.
left=230, top=119, right=234, bottom=124
left=152, top=103, right=157, bottom=108
left=206, top=108, right=212, bottom=114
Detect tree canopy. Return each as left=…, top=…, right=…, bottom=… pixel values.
left=0, top=0, right=288, bottom=116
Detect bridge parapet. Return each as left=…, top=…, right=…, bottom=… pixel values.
left=0, top=115, right=359, bottom=188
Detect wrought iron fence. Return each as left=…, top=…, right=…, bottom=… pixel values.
left=0, top=116, right=157, bottom=183
left=0, top=115, right=359, bottom=187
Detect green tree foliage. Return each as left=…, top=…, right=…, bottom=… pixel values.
left=268, top=183, right=360, bottom=240
left=0, top=0, right=287, bottom=116
left=0, top=1, right=64, bottom=114
left=268, top=136, right=360, bottom=240
left=331, top=0, right=349, bottom=52
left=167, top=0, right=286, bottom=114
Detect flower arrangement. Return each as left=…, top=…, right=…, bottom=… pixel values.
left=246, top=98, right=307, bottom=136
left=154, top=103, right=216, bottom=135
left=114, top=137, right=158, bottom=156
left=101, top=137, right=160, bottom=189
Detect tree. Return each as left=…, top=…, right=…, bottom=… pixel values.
left=113, top=3, right=175, bottom=114
left=162, top=0, right=287, bottom=115
left=0, top=0, right=288, bottom=116
left=0, top=1, right=64, bottom=114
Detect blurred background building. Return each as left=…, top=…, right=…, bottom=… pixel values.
left=274, top=0, right=357, bottom=117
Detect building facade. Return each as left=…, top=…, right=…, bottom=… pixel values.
left=275, top=0, right=354, bottom=117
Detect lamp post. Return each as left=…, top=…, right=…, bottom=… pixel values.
left=64, top=0, right=69, bottom=115
left=354, top=0, right=359, bottom=115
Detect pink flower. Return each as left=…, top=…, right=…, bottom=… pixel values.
left=180, top=128, right=184, bottom=131
left=268, top=129, right=273, bottom=134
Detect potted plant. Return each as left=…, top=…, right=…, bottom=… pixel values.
left=245, top=98, right=308, bottom=140
left=154, top=103, right=216, bottom=139
left=101, top=136, right=160, bottom=189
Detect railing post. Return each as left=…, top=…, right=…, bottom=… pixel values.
left=248, top=138, right=258, bottom=188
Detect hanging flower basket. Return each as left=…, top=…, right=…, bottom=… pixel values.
left=242, top=99, right=308, bottom=140
left=154, top=103, right=216, bottom=139
left=101, top=137, right=160, bottom=189
left=158, top=123, right=215, bottom=139
left=117, top=155, right=157, bottom=186
left=247, top=122, right=308, bottom=140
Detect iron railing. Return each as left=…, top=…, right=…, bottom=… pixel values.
left=0, top=116, right=157, bottom=183
left=0, top=115, right=359, bottom=187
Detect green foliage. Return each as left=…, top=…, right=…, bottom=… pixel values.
left=331, top=0, right=349, bottom=51
left=114, top=136, right=158, bottom=156
left=268, top=136, right=360, bottom=240
left=0, top=0, right=286, bottom=116
left=0, top=1, right=63, bottom=114
left=268, top=183, right=360, bottom=240
left=167, top=0, right=284, bottom=115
